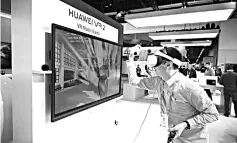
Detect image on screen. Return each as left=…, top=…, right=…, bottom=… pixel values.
left=52, top=24, right=122, bottom=120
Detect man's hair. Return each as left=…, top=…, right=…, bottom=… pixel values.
left=226, top=65, right=233, bottom=70
left=163, top=47, right=182, bottom=69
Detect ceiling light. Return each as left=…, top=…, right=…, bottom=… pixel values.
left=160, top=40, right=212, bottom=47
left=125, top=2, right=236, bottom=28
left=0, top=12, right=11, bottom=19
left=149, top=29, right=219, bottom=40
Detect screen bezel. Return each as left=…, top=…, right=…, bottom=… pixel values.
left=51, top=23, right=123, bottom=122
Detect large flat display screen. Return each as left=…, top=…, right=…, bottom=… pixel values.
left=51, top=24, right=122, bottom=122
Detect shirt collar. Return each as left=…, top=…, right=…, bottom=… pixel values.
left=166, top=71, right=180, bottom=87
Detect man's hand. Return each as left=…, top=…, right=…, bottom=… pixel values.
left=168, top=122, right=187, bottom=139
left=129, top=44, right=141, bottom=61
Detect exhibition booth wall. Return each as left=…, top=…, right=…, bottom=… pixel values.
left=218, top=18, right=237, bottom=64
left=11, top=0, right=123, bottom=143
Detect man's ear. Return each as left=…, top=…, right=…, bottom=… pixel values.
left=163, top=60, right=171, bottom=68
left=168, top=61, right=174, bottom=68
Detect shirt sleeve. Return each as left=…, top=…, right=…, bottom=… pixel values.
left=185, top=84, right=219, bottom=129
left=126, top=61, right=164, bottom=90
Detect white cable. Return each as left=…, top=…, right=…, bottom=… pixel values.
left=132, top=103, right=152, bottom=143
left=132, top=89, right=158, bottom=143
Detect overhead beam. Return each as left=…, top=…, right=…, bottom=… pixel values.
left=105, top=0, right=230, bottom=16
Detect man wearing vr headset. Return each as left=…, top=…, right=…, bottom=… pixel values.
left=126, top=45, right=219, bottom=143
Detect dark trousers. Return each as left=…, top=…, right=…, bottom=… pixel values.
left=224, top=90, right=237, bottom=116
left=204, top=89, right=212, bottom=100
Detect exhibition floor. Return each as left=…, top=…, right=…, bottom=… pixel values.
left=212, top=93, right=236, bottom=117
left=115, top=95, right=237, bottom=143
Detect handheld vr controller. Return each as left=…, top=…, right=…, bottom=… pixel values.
left=167, top=131, right=176, bottom=143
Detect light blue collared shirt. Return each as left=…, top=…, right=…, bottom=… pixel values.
left=126, top=61, right=219, bottom=143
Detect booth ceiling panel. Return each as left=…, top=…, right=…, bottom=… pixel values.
left=160, top=40, right=212, bottom=46
left=149, top=29, right=220, bottom=40
left=2, top=0, right=237, bottom=21
left=125, top=2, right=236, bottom=27
left=81, top=0, right=237, bottom=22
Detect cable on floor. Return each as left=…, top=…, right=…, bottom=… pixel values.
left=132, top=89, right=158, bottom=143
left=132, top=103, right=152, bottom=143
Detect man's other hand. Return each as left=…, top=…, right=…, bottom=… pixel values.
left=168, top=122, right=187, bottom=139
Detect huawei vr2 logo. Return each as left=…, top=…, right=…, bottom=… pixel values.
left=69, top=9, right=105, bottom=30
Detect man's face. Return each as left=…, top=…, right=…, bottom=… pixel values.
left=150, top=63, right=169, bottom=80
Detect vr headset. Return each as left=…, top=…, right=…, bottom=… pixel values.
left=146, top=50, right=182, bottom=69
left=130, top=45, right=182, bottom=69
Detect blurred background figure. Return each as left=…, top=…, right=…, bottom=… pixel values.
left=133, top=52, right=139, bottom=61
left=215, top=67, right=223, bottom=81
left=136, top=64, right=141, bottom=77
left=205, top=62, right=215, bottom=76
left=200, top=63, right=206, bottom=73
left=219, top=66, right=237, bottom=118
left=147, top=49, right=153, bottom=56
left=204, top=62, right=215, bottom=100
left=188, top=64, right=197, bottom=78
left=145, top=49, right=153, bottom=77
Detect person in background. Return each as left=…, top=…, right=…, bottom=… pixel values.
left=127, top=45, right=219, bottom=143
left=188, top=64, right=197, bottom=78
left=219, top=66, right=237, bottom=118
left=144, top=49, right=153, bottom=95
left=204, top=62, right=215, bottom=100
left=147, top=49, right=152, bottom=55
left=133, top=52, right=139, bottom=61
left=200, top=63, right=206, bottom=73
left=136, top=64, right=142, bottom=77
left=204, top=62, right=215, bottom=76
left=215, top=68, right=222, bottom=81
left=144, top=49, right=153, bottom=77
